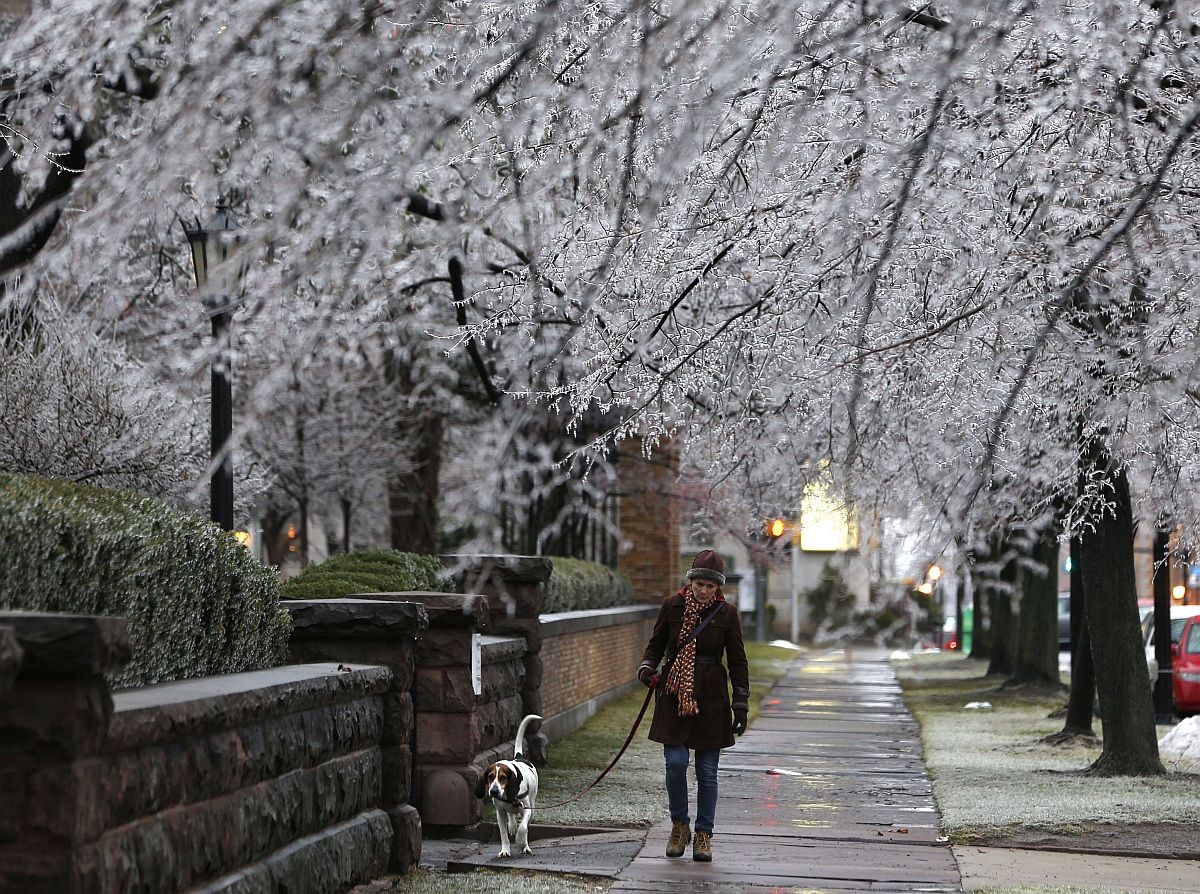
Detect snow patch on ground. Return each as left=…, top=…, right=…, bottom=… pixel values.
left=768, top=639, right=804, bottom=650
left=1159, top=716, right=1200, bottom=764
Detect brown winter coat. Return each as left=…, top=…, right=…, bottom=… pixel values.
left=640, top=591, right=750, bottom=750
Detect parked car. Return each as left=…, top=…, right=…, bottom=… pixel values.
left=1143, top=605, right=1200, bottom=683
left=1057, top=592, right=1071, bottom=649
left=1173, top=613, right=1200, bottom=717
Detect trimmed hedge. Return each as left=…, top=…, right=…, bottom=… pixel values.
left=280, top=549, right=454, bottom=600
left=543, top=557, right=634, bottom=613
left=0, top=473, right=290, bottom=689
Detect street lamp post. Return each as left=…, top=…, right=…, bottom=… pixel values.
left=183, top=200, right=246, bottom=532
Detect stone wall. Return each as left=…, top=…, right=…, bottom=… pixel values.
left=1, top=571, right=668, bottom=891
left=0, top=607, right=427, bottom=894
left=441, top=555, right=551, bottom=732
left=284, top=598, right=430, bottom=872
left=538, top=605, right=660, bottom=742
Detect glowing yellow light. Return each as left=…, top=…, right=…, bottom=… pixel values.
left=769, top=518, right=786, bottom=538
left=928, top=564, right=942, bottom=581
left=287, top=526, right=296, bottom=539
left=233, top=531, right=251, bottom=547
left=1173, top=585, right=1186, bottom=602
left=918, top=582, right=934, bottom=595
left=799, top=474, right=859, bottom=552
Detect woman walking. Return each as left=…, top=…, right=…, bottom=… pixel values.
left=637, top=549, right=750, bottom=862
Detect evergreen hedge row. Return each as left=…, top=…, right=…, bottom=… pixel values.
left=543, top=557, right=634, bottom=613
left=279, top=550, right=454, bottom=600
left=0, top=473, right=290, bottom=689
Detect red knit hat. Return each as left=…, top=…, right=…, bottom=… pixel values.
left=686, top=549, right=726, bottom=586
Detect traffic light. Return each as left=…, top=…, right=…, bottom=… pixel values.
left=768, top=518, right=786, bottom=539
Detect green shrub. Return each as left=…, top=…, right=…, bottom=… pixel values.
left=543, top=557, right=634, bottom=613
left=0, top=473, right=290, bottom=689
left=803, top=561, right=857, bottom=630
left=280, top=549, right=453, bottom=599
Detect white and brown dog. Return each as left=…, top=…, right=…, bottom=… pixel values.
left=474, top=713, right=542, bottom=857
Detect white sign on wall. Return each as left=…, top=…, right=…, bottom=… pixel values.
left=471, top=633, right=482, bottom=697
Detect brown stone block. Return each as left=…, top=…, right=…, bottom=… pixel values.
left=416, top=765, right=480, bottom=826
left=414, top=667, right=447, bottom=712
left=55, top=699, right=385, bottom=844
left=0, top=762, right=78, bottom=847
left=105, top=666, right=391, bottom=752
left=489, top=617, right=541, bottom=653
left=523, top=655, right=543, bottom=692
left=386, top=803, right=422, bottom=873
left=474, top=695, right=524, bottom=755
left=284, top=600, right=429, bottom=640
left=0, top=613, right=130, bottom=677
left=0, top=626, right=21, bottom=696
left=78, top=749, right=384, bottom=894
left=521, top=692, right=543, bottom=720
left=417, top=628, right=473, bottom=667
left=0, top=677, right=113, bottom=761
left=0, top=846, right=70, bottom=894
left=478, top=636, right=526, bottom=665
left=415, top=712, right=475, bottom=763
left=290, top=638, right=415, bottom=684
left=381, top=690, right=413, bottom=746
left=419, top=661, right=524, bottom=715
left=380, top=744, right=412, bottom=805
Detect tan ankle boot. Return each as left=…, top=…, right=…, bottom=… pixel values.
left=666, top=820, right=691, bottom=858
left=693, top=829, right=712, bottom=862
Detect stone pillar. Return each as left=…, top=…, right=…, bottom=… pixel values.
left=284, top=598, right=429, bottom=873
left=0, top=612, right=131, bottom=894
left=617, top=435, right=682, bottom=604
left=440, top=555, right=551, bottom=763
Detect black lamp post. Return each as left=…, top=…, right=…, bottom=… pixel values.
left=183, top=200, right=246, bottom=532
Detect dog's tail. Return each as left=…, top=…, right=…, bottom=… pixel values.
left=513, top=713, right=542, bottom=758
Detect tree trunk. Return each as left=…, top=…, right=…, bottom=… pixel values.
left=341, top=497, right=353, bottom=555
left=968, top=542, right=993, bottom=661
left=1078, top=441, right=1164, bottom=776
left=1060, top=537, right=1096, bottom=737
left=954, top=573, right=966, bottom=653
left=298, top=497, right=309, bottom=570
left=1009, top=523, right=1062, bottom=687
left=389, top=411, right=443, bottom=554
left=261, top=507, right=290, bottom=569
left=987, top=548, right=1018, bottom=678
left=1152, top=527, right=1175, bottom=721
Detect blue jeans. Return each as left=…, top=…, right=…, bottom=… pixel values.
left=664, top=744, right=720, bottom=833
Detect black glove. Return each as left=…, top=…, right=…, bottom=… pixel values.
left=732, top=703, right=748, bottom=736
left=638, top=665, right=659, bottom=689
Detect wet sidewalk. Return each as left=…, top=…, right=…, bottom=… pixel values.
left=609, top=647, right=959, bottom=892
left=424, top=647, right=960, bottom=891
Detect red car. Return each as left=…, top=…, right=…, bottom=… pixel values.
left=1173, top=613, right=1200, bottom=716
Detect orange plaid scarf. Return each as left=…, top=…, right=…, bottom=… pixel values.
left=665, top=586, right=717, bottom=717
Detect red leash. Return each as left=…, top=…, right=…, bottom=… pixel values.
left=531, top=684, right=656, bottom=810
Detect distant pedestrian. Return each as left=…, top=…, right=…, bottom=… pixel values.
left=637, top=549, right=750, bottom=863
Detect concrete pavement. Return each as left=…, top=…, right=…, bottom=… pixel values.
left=609, top=647, right=959, bottom=892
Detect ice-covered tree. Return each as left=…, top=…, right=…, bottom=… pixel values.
left=5, top=1, right=1200, bottom=772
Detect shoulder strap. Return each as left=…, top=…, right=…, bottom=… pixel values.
left=661, top=602, right=726, bottom=679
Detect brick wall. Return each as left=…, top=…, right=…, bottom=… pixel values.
left=618, top=436, right=681, bottom=604
left=537, top=605, right=659, bottom=742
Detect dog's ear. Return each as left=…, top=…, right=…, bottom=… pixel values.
left=473, top=771, right=488, bottom=799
